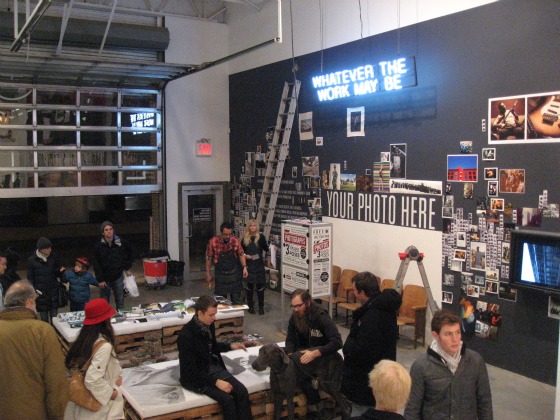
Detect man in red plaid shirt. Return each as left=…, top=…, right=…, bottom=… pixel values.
left=205, top=222, right=248, bottom=304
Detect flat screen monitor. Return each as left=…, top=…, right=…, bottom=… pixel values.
left=510, top=229, right=560, bottom=293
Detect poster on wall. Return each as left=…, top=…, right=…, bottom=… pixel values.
left=488, top=91, right=560, bottom=143
left=499, top=169, right=525, bottom=193
left=281, top=223, right=309, bottom=270
left=447, top=155, right=478, bottom=182
left=302, top=156, right=319, bottom=177
left=390, top=143, right=407, bottom=178
left=282, top=265, right=309, bottom=293
left=330, top=163, right=340, bottom=190
left=347, top=107, right=365, bottom=137
left=299, top=111, right=314, bottom=140
left=310, top=225, right=332, bottom=297
left=373, top=162, right=390, bottom=192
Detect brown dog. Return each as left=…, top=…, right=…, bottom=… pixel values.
left=252, top=343, right=351, bottom=419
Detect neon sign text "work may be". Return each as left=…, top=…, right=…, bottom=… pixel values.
left=311, top=57, right=417, bottom=102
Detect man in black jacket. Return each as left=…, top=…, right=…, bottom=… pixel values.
left=92, top=221, right=133, bottom=310
left=341, top=272, right=402, bottom=416
left=285, top=288, right=343, bottom=414
left=26, top=237, right=64, bottom=323
left=177, top=295, right=252, bottom=420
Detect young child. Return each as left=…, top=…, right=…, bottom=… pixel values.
left=62, top=257, right=104, bottom=312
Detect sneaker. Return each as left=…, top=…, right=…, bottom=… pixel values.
left=259, top=308, right=264, bottom=315
left=248, top=308, right=256, bottom=314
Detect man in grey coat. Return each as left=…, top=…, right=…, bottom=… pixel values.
left=404, top=309, right=493, bottom=420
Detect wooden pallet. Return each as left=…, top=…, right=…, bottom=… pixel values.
left=124, top=390, right=272, bottom=420
left=162, top=317, right=245, bottom=350
left=115, top=330, right=163, bottom=354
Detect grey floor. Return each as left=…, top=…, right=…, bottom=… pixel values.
left=103, top=268, right=556, bottom=420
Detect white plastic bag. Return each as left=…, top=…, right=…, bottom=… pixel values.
left=123, top=273, right=139, bottom=297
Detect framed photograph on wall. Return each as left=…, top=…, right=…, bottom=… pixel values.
left=484, top=168, right=498, bottom=180
left=347, top=107, right=365, bottom=137
left=488, top=181, right=498, bottom=197
left=488, top=96, right=526, bottom=143
left=471, top=241, right=486, bottom=271
left=482, top=148, right=496, bottom=161
left=390, top=144, right=407, bottom=178
left=527, top=93, right=560, bottom=141
left=491, top=198, right=505, bottom=211
left=548, top=295, right=560, bottom=320
left=447, top=155, right=478, bottom=182
left=499, top=169, right=525, bottom=193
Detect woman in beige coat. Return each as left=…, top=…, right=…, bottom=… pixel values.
left=64, top=298, right=124, bottom=419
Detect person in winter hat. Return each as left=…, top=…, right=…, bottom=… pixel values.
left=62, top=257, right=103, bottom=312
left=26, top=237, right=64, bottom=323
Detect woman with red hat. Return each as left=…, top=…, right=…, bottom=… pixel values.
left=62, top=257, right=103, bottom=312
left=64, top=298, right=124, bottom=419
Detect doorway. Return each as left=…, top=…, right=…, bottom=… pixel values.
left=180, top=184, right=224, bottom=281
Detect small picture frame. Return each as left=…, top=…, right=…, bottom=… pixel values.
left=488, top=181, right=498, bottom=197
left=484, top=168, right=498, bottom=180
left=482, top=148, right=496, bottom=161
left=491, top=198, right=505, bottom=211
left=548, top=295, right=560, bottom=319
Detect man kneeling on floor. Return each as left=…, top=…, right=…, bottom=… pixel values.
left=177, top=295, right=252, bottom=420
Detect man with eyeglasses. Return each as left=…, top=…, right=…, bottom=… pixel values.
left=0, top=280, right=69, bottom=419
left=285, top=288, right=342, bottom=416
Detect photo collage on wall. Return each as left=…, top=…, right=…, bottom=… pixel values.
left=441, top=110, right=560, bottom=338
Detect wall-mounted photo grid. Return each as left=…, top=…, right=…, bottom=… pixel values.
left=488, top=91, right=560, bottom=144
left=441, top=208, right=515, bottom=342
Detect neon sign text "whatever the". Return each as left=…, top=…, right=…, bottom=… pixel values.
left=311, top=57, right=417, bottom=101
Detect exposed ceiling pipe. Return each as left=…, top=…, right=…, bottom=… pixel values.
left=207, top=7, right=227, bottom=21
left=175, top=0, right=282, bottom=78
left=10, top=0, right=52, bottom=51
left=98, top=0, right=119, bottom=56
left=56, top=0, right=74, bottom=55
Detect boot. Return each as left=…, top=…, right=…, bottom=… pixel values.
left=246, top=287, right=255, bottom=314
left=257, top=287, right=265, bottom=315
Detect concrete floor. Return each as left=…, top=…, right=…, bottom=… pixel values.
left=112, top=267, right=556, bottom=420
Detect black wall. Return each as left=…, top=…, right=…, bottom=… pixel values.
left=230, top=0, right=560, bottom=384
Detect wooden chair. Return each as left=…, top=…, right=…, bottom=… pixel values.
left=325, top=268, right=359, bottom=321
left=338, top=273, right=380, bottom=326
left=320, top=265, right=342, bottom=316
left=380, top=279, right=395, bottom=291
left=397, top=284, right=428, bottom=348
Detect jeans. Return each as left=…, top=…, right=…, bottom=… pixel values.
left=39, top=293, right=58, bottom=323
left=70, top=301, right=87, bottom=312
left=100, top=275, right=125, bottom=310
left=203, top=366, right=252, bottom=420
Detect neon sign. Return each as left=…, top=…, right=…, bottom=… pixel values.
left=311, top=57, right=417, bottom=102
left=130, top=112, right=156, bottom=135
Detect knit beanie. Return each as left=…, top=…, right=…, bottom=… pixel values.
left=36, top=237, right=52, bottom=250
left=101, top=220, right=114, bottom=233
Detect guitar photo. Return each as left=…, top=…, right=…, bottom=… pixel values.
left=528, top=94, right=560, bottom=138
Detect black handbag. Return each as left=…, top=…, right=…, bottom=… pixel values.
left=58, top=282, right=69, bottom=308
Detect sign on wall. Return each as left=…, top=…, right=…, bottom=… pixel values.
left=311, top=57, right=417, bottom=102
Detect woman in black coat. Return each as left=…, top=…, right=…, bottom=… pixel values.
left=241, top=220, right=270, bottom=314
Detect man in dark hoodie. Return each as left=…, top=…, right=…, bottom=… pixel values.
left=285, top=288, right=343, bottom=415
left=341, top=271, right=402, bottom=416
left=93, top=221, right=133, bottom=310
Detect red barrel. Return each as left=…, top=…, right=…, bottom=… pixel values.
left=143, top=257, right=168, bottom=286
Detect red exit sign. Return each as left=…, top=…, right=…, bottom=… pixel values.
left=196, top=140, right=212, bottom=157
